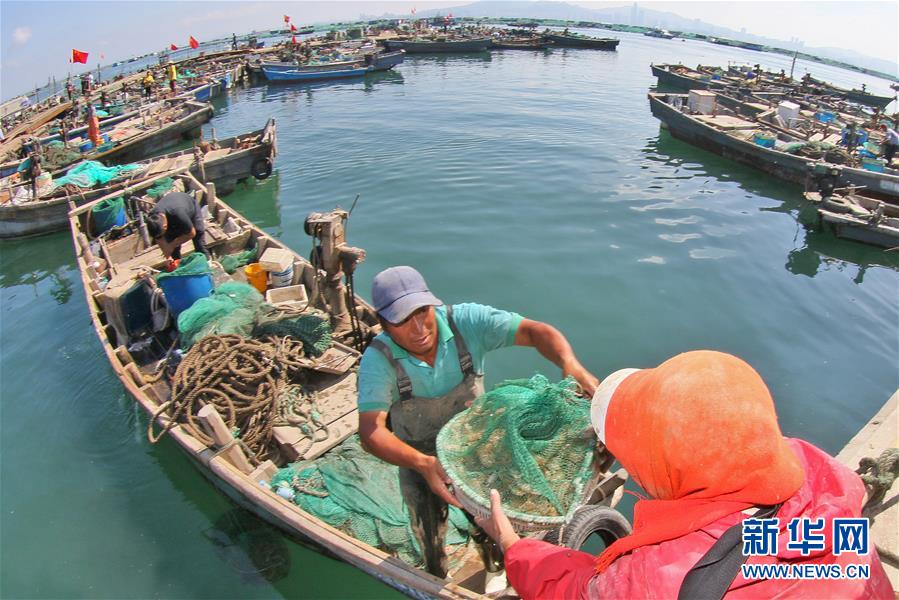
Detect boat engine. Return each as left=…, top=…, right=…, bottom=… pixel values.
left=807, top=162, right=842, bottom=199
left=304, top=209, right=367, bottom=344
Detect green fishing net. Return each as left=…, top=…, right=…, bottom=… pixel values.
left=90, top=196, right=125, bottom=233
left=156, top=251, right=213, bottom=281
left=270, top=436, right=470, bottom=567
left=437, top=374, right=595, bottom=521
left=53, top=160, right=143, bottom=189
left=219, top=247, right=258, bottom=274
left=254, top=312, right=332, bottom=357
left=175, top=280, right=332, bottom=351
left=176, top=281, right=264, bottom=348
left=146, top=177, right=175, bottom=199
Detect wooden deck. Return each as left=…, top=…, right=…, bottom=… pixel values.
left=837, top=391, right=898, bottom=590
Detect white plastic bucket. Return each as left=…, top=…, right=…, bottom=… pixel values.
left=269, top=263, right=294, bottom=288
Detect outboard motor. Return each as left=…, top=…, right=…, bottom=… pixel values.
left=807, top=162, right=842, bottom=199
left=304, top=209, right=366, bottom=341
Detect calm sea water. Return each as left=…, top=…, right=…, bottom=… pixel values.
left=2, top=31, right=897, bottom=599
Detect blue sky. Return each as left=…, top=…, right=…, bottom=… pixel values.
left=2, top=1, right=897, bottom=100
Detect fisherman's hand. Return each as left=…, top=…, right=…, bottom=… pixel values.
left=418, top=455, right=462, bottom=508
left=475, top=489, right=521, bottom=551
left=563, top=359, right=600, bottom=397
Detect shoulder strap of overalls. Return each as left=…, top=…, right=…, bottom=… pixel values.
left=370, top=339, right=414, bottom=402
left=445, top=305, right=475, bottom=377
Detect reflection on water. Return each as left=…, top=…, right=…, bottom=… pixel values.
left=223, top=171, right=282, bottom=230
left=645, top=129, right=899, bottom=274
left=203, top=509, right=291, bottom=584
left=0, top=233, right=75, bottom=302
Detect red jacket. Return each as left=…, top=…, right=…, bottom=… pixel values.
left=506, top=439, right=892, bottom=599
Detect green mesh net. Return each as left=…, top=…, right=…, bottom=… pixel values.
left=53, top=160, right=144, bottom=189
left=254, top=313, right=332, bottom=357
left=175, top=280, right=332, bottom=351
left=147, top=177, right=175, bottom=199
left=156, top=251, right=213, bottom=281
left=270, top=436, right=470, bottom=567
left=176, top=281, right=265, bottom=348
left=219, top=247, right=258, bottom=274
left=90, top=196, right=125, bottom=233
left=437, top=374, right=595, bottom=524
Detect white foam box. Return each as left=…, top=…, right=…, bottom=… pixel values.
left=258, top=247, right=294, bottom=273
left=265, top=284, right=308, bottom=308
left=777, top=101, right=800, bottom=124
left=688, top=90, right=717, bottom=115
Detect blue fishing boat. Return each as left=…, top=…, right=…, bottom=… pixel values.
left=262, top=65, right=370, bottom=82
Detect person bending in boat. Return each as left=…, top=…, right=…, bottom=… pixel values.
left=357, top=266, right=598, bottom=581
left=146, top=191, right=209, bottom=268
left=476, top=350, right=893, bottom=600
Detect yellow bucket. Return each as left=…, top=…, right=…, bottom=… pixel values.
left=245, top=263, right=267, bottom=293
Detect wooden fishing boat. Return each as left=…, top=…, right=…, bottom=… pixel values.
left=0, top=119, right=275, bottom=238
left=0, top=99, right=213, bottom=180
left=647, top=92, right=899, bottom=201
left=262, top=65, right=369, bottom=82
left=804, top=188, right=899, bottom=248
left=382, top=37, right=492, bottom=53
left=69, top=172, right=628, bottom=599
left=491, top=38, right=551, bottom=50
left=650, top=64, right=728, bottom=92
left=542, top=32, right=619, bottom=50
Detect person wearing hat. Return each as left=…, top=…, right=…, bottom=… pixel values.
left=358, top=266, right=598, bottom=580
left=475, top=351, right=892, bottom=599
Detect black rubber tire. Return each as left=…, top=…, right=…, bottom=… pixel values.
left=251, top=157, right=272, bottom=180
left=822, top=196, right=851, bottom=214
left=543, top=506, right=632, bottom=550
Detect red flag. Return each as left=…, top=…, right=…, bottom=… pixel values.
left=72, top=49, right=89, bottom=64
left=290, top=23, right=297, bottom=32
left=284, top=14, right=290, bottom=23
left=189, top=36, right=199, bottom=49
left=170, top=43, right=178, bottom=51
left=292, top=35, right=297, bottom=44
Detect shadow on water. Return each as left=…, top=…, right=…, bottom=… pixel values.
left=0, top=232, right=76, bottom=303
left=255, top=71, right=404, bottom=102
left=645, top=129, right=899, bottom=275
left=645, top=128, right=800, bottom=200
left=220, top=170, right=282, bottom=229
left=203, top=509, right=292, bottom=584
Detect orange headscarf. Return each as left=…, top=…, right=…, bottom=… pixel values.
left=595, top=350, right=804, bottom=573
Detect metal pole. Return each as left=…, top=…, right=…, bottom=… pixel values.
left=789, top=48, right=798, bottom=80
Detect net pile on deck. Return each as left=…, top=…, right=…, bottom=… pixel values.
left=270, top=436, right=471, bottom=566
left=149, top=280, right=333, bottom=462
left=437, top=374, right=595, bottom=522
left=52, top=160, right=145, bottom=189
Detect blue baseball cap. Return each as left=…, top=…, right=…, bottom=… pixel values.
left=371, top=266, right=442, bottom=324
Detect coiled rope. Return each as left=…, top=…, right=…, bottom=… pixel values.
left=148, top=334, right=329, bottom=462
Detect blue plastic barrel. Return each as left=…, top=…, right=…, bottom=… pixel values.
left=157, top=274, right=213, bottom=315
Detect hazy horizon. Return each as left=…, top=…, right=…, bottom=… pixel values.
left=1, top=1, right=897, bottom=101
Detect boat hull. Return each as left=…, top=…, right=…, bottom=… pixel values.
left=543, top=34, right=619, bottom=50
left=262, top=66, right=369, bottom=82
left=382, top=38, right=491, bottom=53
left=648, top=93, right=899, bottom=201
left=0, top=119, right=275, bottom=238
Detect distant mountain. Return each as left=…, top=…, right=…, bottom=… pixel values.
left=374, top=1, right=896, bottom=77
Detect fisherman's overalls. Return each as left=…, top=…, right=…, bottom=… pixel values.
left=371, top=306, right=503, bottom=578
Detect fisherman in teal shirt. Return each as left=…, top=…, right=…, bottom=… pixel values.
left=357, top=266, right=598, bottom=582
